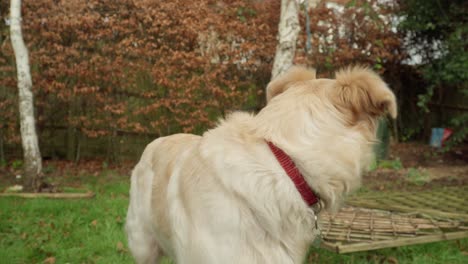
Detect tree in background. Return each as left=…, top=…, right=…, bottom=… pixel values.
left=399, top=0, right=468, bottom=147
left=0, top=0, right=279, bottom=161
left=271, top=0, right=301, bottom=79
left=9, top=0, right=43, bottom=191
left=3, top=0, right=453, bottom=162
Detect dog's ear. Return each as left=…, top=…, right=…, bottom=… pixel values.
left=266, top=66, right=316, bottom=103
left=332, top=66, right=397, bottom=120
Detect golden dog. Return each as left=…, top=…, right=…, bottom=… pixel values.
left=126, top=66, right=397, bottom=263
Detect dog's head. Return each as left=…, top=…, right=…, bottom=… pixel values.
left=266, top=65, right=396, bottom=125
left=259, top=65, right=397, bottom=211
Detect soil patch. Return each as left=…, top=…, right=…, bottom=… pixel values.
left=365, top=142, right=468, bottom=192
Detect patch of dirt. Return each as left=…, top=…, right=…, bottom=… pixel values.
left=365, top=142, right=468, bottom=192
left=364, top=166, right=468, bottom=191
left=388, top=142, right=468, bottom=167
left=2, top=142, right=466, bottom=193
left=0, top=159, right=134, bottom=192
left=425, top=166, right=468, bottom=180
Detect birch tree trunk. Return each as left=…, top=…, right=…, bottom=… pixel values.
left=10, top=0, right=43, bottom=192
left=270, top=0, right=300, bottom=80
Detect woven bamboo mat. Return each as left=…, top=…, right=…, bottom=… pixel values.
left=319, top=186, right=468, bottom=253
left=347, top=186, right=468, bottom=221
left=319, top=207, right=468, bottom=253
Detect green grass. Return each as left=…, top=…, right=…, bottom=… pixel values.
left=0, top=173, right=132, bottom=264
left=0, top=171, right=467, bottom=264
left=306, top=239, right=468, bottom=264
left=369, top=158, right=403, bottom=171
left=406, top=167, right=431, bottom=185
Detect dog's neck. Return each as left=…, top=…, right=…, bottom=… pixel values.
left=266, top=141, right=320, bottom=207
left=224, top=110, right=365, bottom=212
left=260, top=134, right=366, bottom=212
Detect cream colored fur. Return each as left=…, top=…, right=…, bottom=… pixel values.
left=126, top=66, right=397, bottom=264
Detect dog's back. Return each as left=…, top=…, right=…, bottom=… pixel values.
left=126, top=134, right=201, bottom=263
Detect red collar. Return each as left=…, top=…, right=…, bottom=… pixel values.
left=266, top=141, right=320, bottom=207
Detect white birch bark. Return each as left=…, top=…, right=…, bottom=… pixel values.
left=271, top=0, right=300, bottom=80
left=10, top=0, right=42, bottom=192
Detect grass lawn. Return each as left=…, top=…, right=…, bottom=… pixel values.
left=0, top=170, right=467, bottom=264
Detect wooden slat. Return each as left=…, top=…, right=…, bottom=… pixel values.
left=347, top=187, right=468, bottom=220
left=323, top=231, right=468, bottom=254
left=347, top=200, right=468, bottom=220
left=0, top=192, right=95, bottom=199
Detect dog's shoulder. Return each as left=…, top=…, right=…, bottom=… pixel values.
left=199, top=111, right=258, bottom=166
left=140, top=134, right=201, bottom=163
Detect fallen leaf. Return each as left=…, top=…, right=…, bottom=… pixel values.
left=117, top=241, right=126, bottom=252
left=387, top=256, right=398, bottom=264
left=90, top=219, right=98, bottom=227
left=44, top=256, right=56, bottom=264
